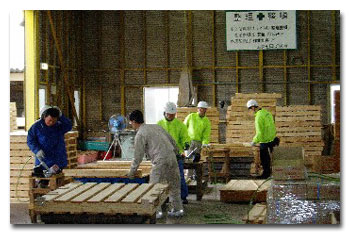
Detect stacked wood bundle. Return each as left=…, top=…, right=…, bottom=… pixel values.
left=10, top=102, right=17, bottom=132
left=176, top=107, right=219, bottom=143
left=242, top=203, right=267, bottom=224
left=64, top=131, right=79, bottom=169
left=275, top=106, right=324, bottom=172
left=219, top=179, right=271, bottom=203
left=10, top=131, right=34, bottom=203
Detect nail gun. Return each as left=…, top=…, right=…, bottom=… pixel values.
left=35, top=156, right=60, bottom=178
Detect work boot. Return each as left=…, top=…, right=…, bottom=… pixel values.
left=156, top=211, right=163, bottom=219
left=182, top=199, right=189, bottom=204
left=167, top=209, right=184, bottom=217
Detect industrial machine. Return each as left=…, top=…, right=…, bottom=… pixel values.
left=103, top=114, right=138, bottom=161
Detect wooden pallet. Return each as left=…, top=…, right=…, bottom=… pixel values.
left=242, top=203, right=267, bottom=224
left=275, top=105, right=324, bottom=172
left=32, top=182, right=169, bottom=223
left=78, top=160, right=152, bottom=175
left=10, top=102, right=17, bottom=132
left=176, top=107, right=220, bottom=143
left=219, top=179, right=271, bottom=203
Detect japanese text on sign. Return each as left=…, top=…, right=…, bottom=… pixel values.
left=226, top=11, right=297, bottom=50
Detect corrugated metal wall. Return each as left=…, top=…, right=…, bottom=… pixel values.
left=37, top=10, right=340, bottom=137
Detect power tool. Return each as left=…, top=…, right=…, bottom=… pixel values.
left=33, top=156, right=60, bottom=178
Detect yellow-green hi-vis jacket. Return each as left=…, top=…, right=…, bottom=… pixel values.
left=184, top=112, right=211, bottom=145
left=253, top=108, right=276, bottom=144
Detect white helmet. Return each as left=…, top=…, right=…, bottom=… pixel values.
left=40, top=105, right=52, bottom=118
left=247, top=99, right=259, bottom=109
left=164, top=102, right=177, bottom=114
left=197, top=101, right=209, bottom=109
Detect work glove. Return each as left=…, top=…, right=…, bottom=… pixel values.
left=52, top=106, right=62, bottom=117
left=35, top=149, right=45, bottom=161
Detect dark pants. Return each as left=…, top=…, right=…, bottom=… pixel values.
left=177, top=159, right=188, bottom=200
left=259, top=142, right=275, bottom=178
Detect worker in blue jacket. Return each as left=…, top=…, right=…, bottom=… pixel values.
left=27, top=105, right=72, bottom=180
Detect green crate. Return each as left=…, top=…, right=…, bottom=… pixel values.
left=79, top=141, right=110, bottom=151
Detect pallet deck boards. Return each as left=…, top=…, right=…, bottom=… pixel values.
left=34, top=182, right=169, bottom=216
left=62, top=168, right=143, bottom=178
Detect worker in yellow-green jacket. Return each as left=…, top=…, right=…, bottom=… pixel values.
left=184, top=101, right=211, bottom=170
left=158, top=102, right=191, bottom=204
left=247, top=99, right=279, bottom=179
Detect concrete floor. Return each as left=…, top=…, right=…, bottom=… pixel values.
left=10, top=183, right=251, bottom=224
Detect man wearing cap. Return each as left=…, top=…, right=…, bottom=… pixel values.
left=157, top=102, right=191, bottom=204
left=127, top=110, right=184, bottom=218
left=184, top=101, right=211, bottom=179
left=247, top=99, right=278, bottom=179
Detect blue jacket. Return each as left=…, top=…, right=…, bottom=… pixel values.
left=27, top=115, right=72, bottom=168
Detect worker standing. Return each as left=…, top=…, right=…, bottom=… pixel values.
left=127, top=110, right=184, bottom=218
left=27, top=105, right=72, bottom=186
left=184, top=101, right=211, bottom=179
left=247, top=99, right=278, bottom=179
left=157, top=102, right=191, bottom=204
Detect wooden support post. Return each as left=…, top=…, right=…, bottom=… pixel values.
left=47, top=11, right=80, bottom=128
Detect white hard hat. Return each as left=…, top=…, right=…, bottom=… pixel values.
left=40, top=105, right=52, bottom=118
left=197, top=101, right=209, bottom=109
left=247, top=99, right=259, bottom=109
left=164, top=102, right=177, bottom=114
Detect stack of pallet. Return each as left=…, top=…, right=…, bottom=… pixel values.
left=176, top=107, right=219, bottom=143
left=10, top=102, right=17, bottom=132
left=10, top=131, right=34, bottom=203
left=64, top=131, right=79, bottom=169
left=225, top=93, right=282, bottom=175
left=275, top=106, right=324, bottom=172
left=202, top=143, right=255, bottom=179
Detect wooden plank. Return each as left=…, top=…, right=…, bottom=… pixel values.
left=87, top=183, right=125, bottom=203
left=42, top=182, right=83, bottom=201
left=105, top=183, right=139, bottom=203
left=122, top=183, right=154, bottom=203
left=71, top=183, right=111, bottom=203
left=276, top=105, right=321, bottom=111
left=54, top=183, right=97, bottom=202
left=138, top=183, right=168, bottom=204
left=62, top=168, right=142, bottom=178
left=10, top=143, right=31, bottom=150
left=275, top=116, right=321, bottom=121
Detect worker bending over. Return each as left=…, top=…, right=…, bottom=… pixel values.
left=27, top=105, right=72, bottom=186
left=247, top=99, right=279, bottom=179
left=127, top=110, right=184, bottom=218
left=158, top=102, right=190, bottom=204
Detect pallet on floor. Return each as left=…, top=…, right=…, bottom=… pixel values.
left=219, top=179, right=271, bottom=203
left=32, top=182, right=169, bottom=223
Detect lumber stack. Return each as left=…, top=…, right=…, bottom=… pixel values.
left=243, top=203, right=267, bottom=224
left=32, top=182, right=169, bottom=223
left=225, top=93, right=282, bottom=144
left=275, top=106, right=324, bottom=172
left=10, top=102, right=17, bottom=132
left=64, top=131, right=79, bottom=169
left=219, top=179, right=271, bottom=203
left=10, top=131, right=35, bottom=203
left=176, top=107, right=219, bottom=143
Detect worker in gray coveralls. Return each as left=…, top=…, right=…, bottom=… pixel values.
left=127, top=110, right=184, bottom=219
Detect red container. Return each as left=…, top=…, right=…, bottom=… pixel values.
left=98, top=151, right=112, bottom=160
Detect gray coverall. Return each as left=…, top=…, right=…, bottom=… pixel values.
left=128, top=124, right=183, bottom=212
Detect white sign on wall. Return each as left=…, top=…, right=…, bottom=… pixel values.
left=226, top=10, right=297, bottom=51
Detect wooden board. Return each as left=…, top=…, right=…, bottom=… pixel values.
left=34, top=182, right=169, bottom=216
left=242, top=203, right=267, bottom=224
left=62, top=168, right=143, bottom=178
